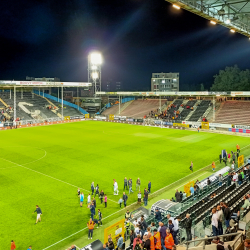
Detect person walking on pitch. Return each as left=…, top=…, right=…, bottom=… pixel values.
left=113, top=179, right=119, bottom=195
left=77, top=188, right=80, bottom=198
left=80, top=192, right=84, bottom=207
left=190, top=161, right=193, bottom=172
left=91, top=182, right=94, bottom=195
left=33, top=205, right=42, bottom=224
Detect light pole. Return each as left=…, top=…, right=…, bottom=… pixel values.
left=88, top=52, right=102, bottom=97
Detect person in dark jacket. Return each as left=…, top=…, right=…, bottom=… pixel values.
left=124, top=177, right=128, bottom=191
left=223, top=203, right=231, bottom=229
left=122, top=192, right=128, bottom=207
left=184, top=214, right=192, bottom=241
left=227, top=173, right=232, bottom=187
left=179, top=191, right=183, bottom=201
left=219, top=154, right=222, bottom=163
left=159, top=222, right=167, bottom=250
left=238, top=172, right=243, bottom=185
left=155, top=209, right=162, bottom=222
left=148, top=181, right=151, bottom=193
left=175, top=190, right=181, bottom=202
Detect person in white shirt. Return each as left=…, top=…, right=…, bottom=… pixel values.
left=87, top=193, right=91, bottom=208
left=166, top=214, right=177, bottom=230
left=113, top=179, right=119, bottom=195
left=173, top=217, right=180, bottom=245
left=212, top=208, right=218, bottom=236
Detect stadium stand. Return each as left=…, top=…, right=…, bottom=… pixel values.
left=102, top=103, right=128, bottom=116
left=0, top=92, right=84, bottom=121
left=120, top=99, right=161, bottom=118
left=188, top=100, right=211, bottom=122
left=214, top=101, right=250, bottom=125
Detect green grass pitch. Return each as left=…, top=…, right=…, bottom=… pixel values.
left=1, top=121, right=250, bottom=249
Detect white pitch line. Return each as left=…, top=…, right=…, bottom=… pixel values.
left=0, top=156, right=118, bottom=204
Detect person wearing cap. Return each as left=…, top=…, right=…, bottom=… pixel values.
left=155, top=209, right=162, bottom=222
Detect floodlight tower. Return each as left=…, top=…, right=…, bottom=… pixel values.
left=88, top=52, right=102, bottom=96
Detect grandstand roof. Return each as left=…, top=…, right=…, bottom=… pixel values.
left=97, top=91, right=250, bottom=96
left=0, top=80, right=92, bottom=87
left=166, top=0, right=250, bottom=37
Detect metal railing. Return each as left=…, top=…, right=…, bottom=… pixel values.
left=184, top=232, right=244, bottom=250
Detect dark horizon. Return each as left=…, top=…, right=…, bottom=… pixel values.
left=1, top=0, right=250, bottom=91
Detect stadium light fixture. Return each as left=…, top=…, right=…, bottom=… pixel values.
left=230, top=29, right=235, bottom=33
left=90, top=52, right=102, bottom=65
left=210, top=20, right=216, bottom=25
left=91, top=65, right=97, bottom=70
left=173, top=4, right=180, bottom=9
left=92, top=72, right=99, bottom=79
left=225, top=19, right=231, bottom=24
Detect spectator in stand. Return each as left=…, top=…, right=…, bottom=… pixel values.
left=134, top=239, right=141, bottom=250
left=167, top=220, right=174, bottom=236
left=155, top=209, right=162, bottom=222
left=179, top=191, right=183, bottom=201
left=166, top=214, right=177, bottom=232
left=223, top=203, right=231, bottom=229
left=125, top=210, right=131, bottom=220
left=217, top=205, right=223, bottom=235
left=175, top=190, right=181, bottom=202
left=190, top=185, right=194, bottom=196
left=184, top=214, right=192, bottom=241
left=117, top=234, right=124, bottom=250
left=149, top=222, right=155, bottom=233
left=182, top=192, right=187, bottom=200
left=218, top=174, right=222, bottom=187
left=238, top=171, right=243, bottom=185
left=140, top=216, right=148, bottom=236
left=11, top=240, right=16, bottom=250
left=245, top=240, right=250, bottom=250
left=207, top=178, right=211, bottom=186
left=159, top=222, right=167, bottom=250
left=144, top=233, right=151, bottom=250
left=87, top=218, right=95, bottom=239
left=212, top=208, right=218, bottom=236
left=148, top=181, right=151, bottom=193
left=133, top=235, right=142, bottom=250
left=130, top=230, right=136, bottom=246
left=227, top=173, right=232, bottom=187
left=164, top=229, right=175, bottom=250
left=248, top=166, right=250, bottom=182
left=153, top=228, right=162, bottom=250
left=243, top=166, right=247, bottom=180
left=212, top=236, right=226, bottom=250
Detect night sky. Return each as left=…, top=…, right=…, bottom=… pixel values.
left=1, top=0, right=250, bottom=91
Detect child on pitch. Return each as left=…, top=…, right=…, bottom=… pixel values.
left=80, top=192, right=84, bottom=207
left=118, top=197, right=123, bottom=208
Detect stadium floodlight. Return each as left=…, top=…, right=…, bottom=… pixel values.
left=210, top=20, right=216, bottom=25
left=173, top=4, right=180, bottom=9
left=92, top=72, right=99, bottom=79
left=225, top=19, right=231, bottom=24
left=230, top=29, right=235, bottom=33
left=91, top=65, right=97, bottom=70
left=90, top=52, right=102, bottom=65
